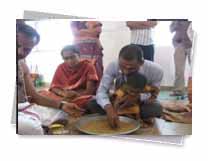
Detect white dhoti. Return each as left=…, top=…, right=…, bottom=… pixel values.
left=18, top=102, right=68, bottom=135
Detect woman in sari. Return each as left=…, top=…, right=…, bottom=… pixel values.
left=40, top=45, right=99, bottom=110
left=70, top=21, right=103, bottom=80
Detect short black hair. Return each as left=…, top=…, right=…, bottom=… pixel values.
left=126, top=72, right=147, bottom=90
left=17, top=22, right=40, bottom=44
left=61, top=45, right=80, bottom=58
left=119, top=44, right=144, bottom=62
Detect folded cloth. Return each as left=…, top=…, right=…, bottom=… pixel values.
left=162, top=109, right=192, bottom=124
left=161, top=101, right=189, bottom=113
left=18, top=102, right=69, bottom=135
left=161, top=100, right=192, bottom=124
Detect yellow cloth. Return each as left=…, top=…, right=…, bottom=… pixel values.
left=113, top=89, right=140, bottom=116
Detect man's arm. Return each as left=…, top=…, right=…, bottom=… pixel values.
left=21, top=62, right=76, bottom=110
left=140, top=63, right=164, bottom=102
left=126, top=21, right=157, bottom=30
left=21, top=62, right=85, bottom=116
left=96, top=62, right=119, bottom=128
left=96, top=62, right=117, bottom=109
left=22, top=62, right=60, bottom=108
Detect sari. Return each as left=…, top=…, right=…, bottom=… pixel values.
left=39, top=59, right=99, bottom=108
left=70, top=21, right=103, bottom=80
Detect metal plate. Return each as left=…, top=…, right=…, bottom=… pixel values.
left=75, top=115, right=140, bottom=135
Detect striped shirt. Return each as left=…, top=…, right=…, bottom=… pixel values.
left=130, top=29, right=153, bottom=45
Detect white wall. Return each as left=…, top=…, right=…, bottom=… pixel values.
left=26, top=21, right=191, bottom=86
left=100, top=21, right=191, bottom=86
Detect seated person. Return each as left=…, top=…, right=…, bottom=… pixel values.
left=86, top=44, right=163, bottom=128
left=17, top=24, right=84, bottom=135
left=40, top=45, right=99, bottom=110
left=111, top=72, right=147, bottom=119
left=112, top=72, right=160, bottom=120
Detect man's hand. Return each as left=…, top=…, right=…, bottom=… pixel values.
left=62, top=102, right=85, bottom=117
left=114, top=94, right=140, bottom=109
left=114, top=96, right=132, bottom=109
left=146, top=97, right=156, bottom=104
left=105, top=104, right=119, bottom=128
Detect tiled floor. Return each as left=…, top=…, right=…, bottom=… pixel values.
left=155, top=118, right=192, bottom=135
left=158, top=90, right=188, bottom=101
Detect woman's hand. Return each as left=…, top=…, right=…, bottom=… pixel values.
left=62, top=102, right=85, bottom=117
left=63, top=90, right=80, bottom=99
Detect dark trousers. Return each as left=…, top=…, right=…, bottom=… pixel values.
left=86, top=99, right=162, bottom=119
left=134, top=44, right=154, bottom=61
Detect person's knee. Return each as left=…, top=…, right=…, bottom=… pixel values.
left=140, top=101, right=162, bottom=119
left=85, top=99, right=105, bottom=115
left=152, top=102, right=163, bottom=117
left=18, top=115, right=44, bottom=135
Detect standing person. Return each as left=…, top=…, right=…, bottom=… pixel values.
left=170, top=21, right=192, bottom=96
left=17, top=23, right=84, bottom=135
left=70, top=21, right=103, bottom=80
left=126, top=21, right=157, bottom=61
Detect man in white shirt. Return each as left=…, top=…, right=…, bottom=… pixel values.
left=86, top=44, right=163, bottom=128
left=126, top=21, right=157, bottom=61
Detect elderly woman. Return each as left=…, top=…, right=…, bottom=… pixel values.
left=40, top=45, right=99, bottom=109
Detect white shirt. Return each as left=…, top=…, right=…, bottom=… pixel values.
left=130, top=29, right=153, bottom=45
left=96, top=60, right=164, bottom=109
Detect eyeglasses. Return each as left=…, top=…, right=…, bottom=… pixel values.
left=63, top=54, right=78, bottom=60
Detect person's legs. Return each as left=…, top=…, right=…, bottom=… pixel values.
left=86, top=99, right=162, bottom=119
left=18, top=112, right=44, bottom=135
left=140, top=101, right=162, bottom=119
left=137, top=44, right=154, bottom=61
left=85, top=99, right=106, bottom=115
left=173, top=46, right=187, bottom=95
left=145, top=44, right=154, bottom=61
left=28, top=105, right=69, bottom=127
left=186, top=48, right=192, bottom=66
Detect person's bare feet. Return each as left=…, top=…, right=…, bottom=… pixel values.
left=140, top=118, right=154, bottom=128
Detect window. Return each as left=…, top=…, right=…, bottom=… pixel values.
left=26, top=19, right=73, bottom=51
left=25, top=20, right=73, bottom=82
left=154, top=21, right=173, bottom=47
